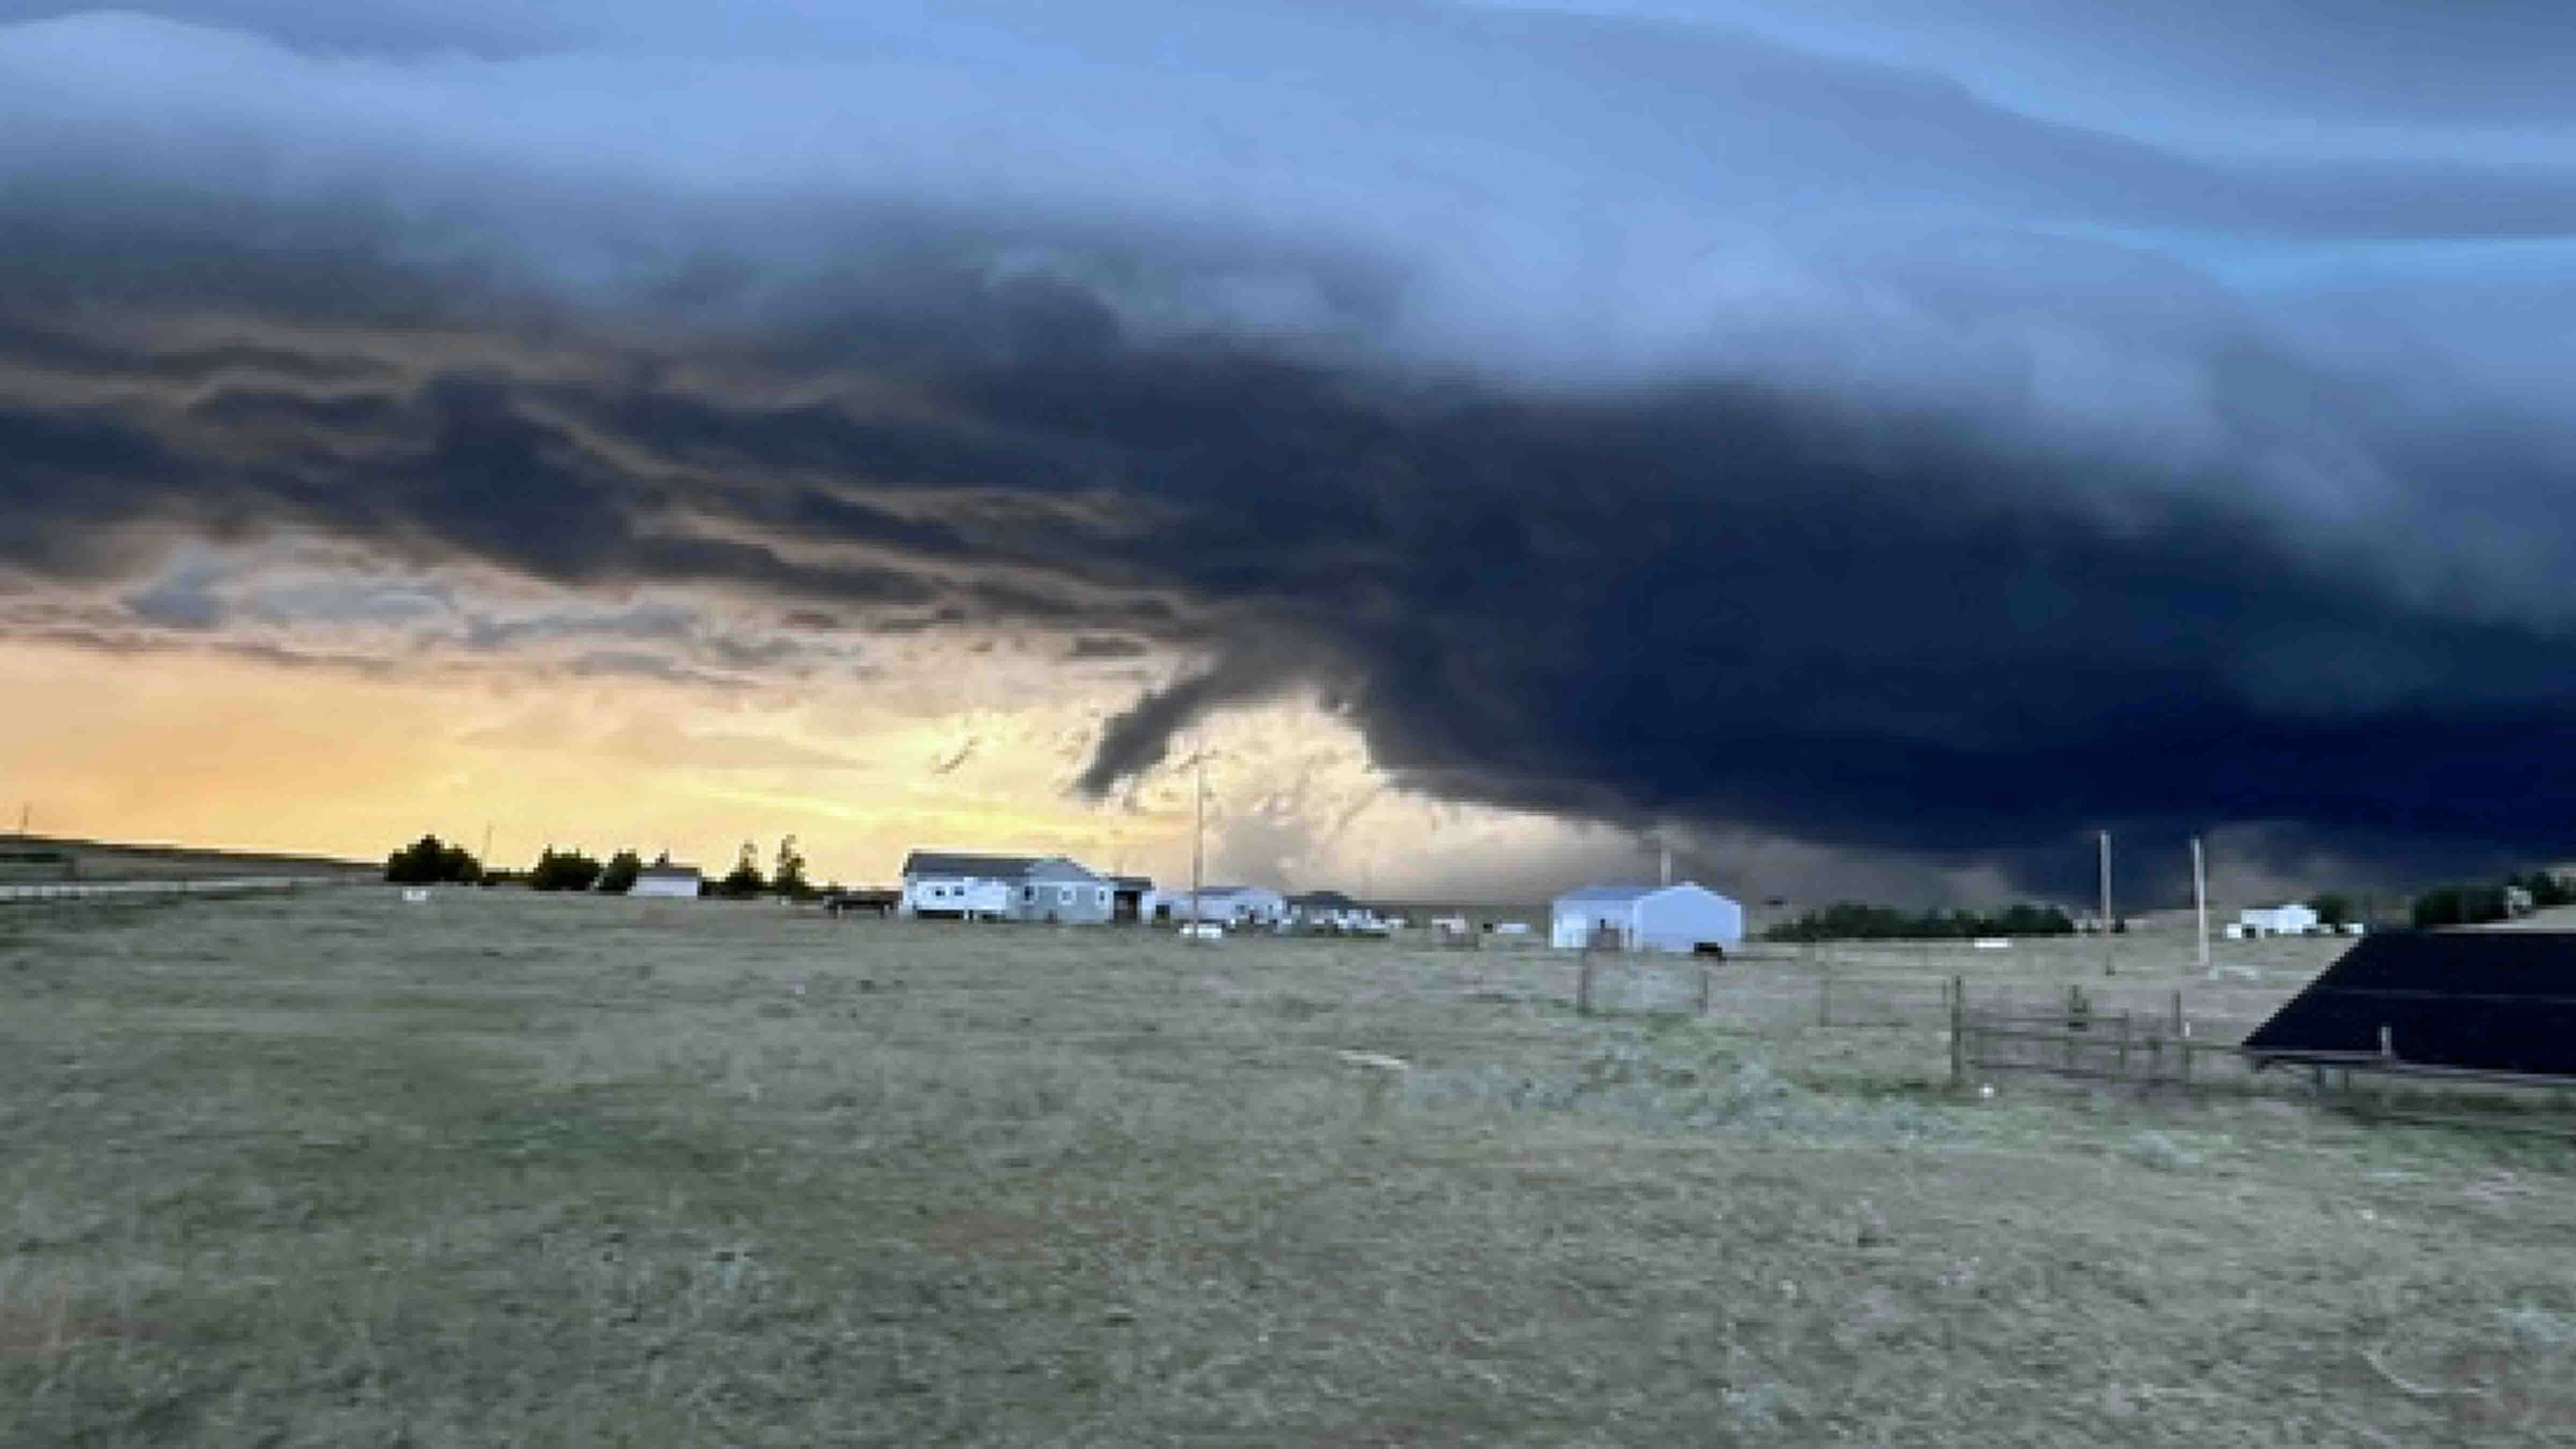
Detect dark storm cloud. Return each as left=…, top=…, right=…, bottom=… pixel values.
left=4, top=1, right=2576, bottom=894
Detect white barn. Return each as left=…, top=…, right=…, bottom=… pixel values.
left=1550, top=883, right=1744, bottom=954
left=2237, top=902, right=2321, bottom=937
left=630, top=863, right=702, bottom=899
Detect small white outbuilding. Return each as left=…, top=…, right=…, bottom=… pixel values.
left=2238, top=903, right=2321, bottom=937
left=1550, top=883, right=1744, bottom=954
left=630, top=864, right=703, bottom=899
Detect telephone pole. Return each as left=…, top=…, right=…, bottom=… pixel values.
left=2192, top=835, right=2211, bottom=972
left=1190, top=740, right=1206, bottom=923
left=2098, top=830, right=2114, bottom=976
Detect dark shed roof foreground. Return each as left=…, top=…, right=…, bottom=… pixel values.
left=2242, top=932, right=2576, bottom=1078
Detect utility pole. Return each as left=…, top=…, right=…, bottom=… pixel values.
left=481, top=822, right=494, bottom=872
left=2098, top=829, right=2114, bottom=976
left=1190, top=739, right=1206, bottom=923
left=14, top=803, right=26, bottom=837
left=1660, top=844, right=1673, bottom=888
left=2192, top=835, right=2211, bottom=972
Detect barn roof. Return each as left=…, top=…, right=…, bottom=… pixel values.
left=901, top=851, right=1041, bottom=878
left=1556, top=885, right=1660, bottom=904
left=2242, top=932, right=2576, bottom=1077
left=637, top=864, right=701, bottom=879
left=1110, top=875, right=1155, bottom=890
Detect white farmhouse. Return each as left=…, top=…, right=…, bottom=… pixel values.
left=901, top=851, right=1033, bottom=920
left=2237, top=902, right=2321, bottom=937
left=1012, top=857, right=1116, bottom=925
left=1550, top=883, right=1744, bottom=954
left=630, top=863, right=703, bottom=899
left=1172, top=885, right=1287, bottom=927
left=899, top=851, right=1122, bottom=923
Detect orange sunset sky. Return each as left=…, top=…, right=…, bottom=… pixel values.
left=0, top=628, right=1663, bottom=899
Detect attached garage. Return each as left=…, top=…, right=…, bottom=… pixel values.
left=1550, top=884, right=1744, bottom=954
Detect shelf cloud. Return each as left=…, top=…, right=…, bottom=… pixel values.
left=7, top=1, right=2576, bottom=895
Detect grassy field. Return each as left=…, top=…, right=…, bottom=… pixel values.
left=6, top=890, right=2574, bottom=1446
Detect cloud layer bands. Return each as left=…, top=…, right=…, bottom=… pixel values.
left=8, top=1, right=2576, bottom=895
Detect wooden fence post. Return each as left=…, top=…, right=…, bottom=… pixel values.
left=1696, top=965, right=1711, bottom=1018
left=1948, top=975, right=1966, bottom=1090
left=1577, top=949, right=1596, bottom=1016
left=1819, top=964, right=1832, bottom=1028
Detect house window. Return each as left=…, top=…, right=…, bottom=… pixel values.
left=1023, top=886, right=1034, bottom=902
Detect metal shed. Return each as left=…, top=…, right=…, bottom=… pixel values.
left=1550, top=883, right=1743, bottom=953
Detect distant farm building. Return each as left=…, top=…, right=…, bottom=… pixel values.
left=2237, top=903, right=2321, bottom=938
left=1284, top=890, right=1385, bottom=933
left=899, top=851, right=1123, bottom=924
left=2243, top=932, right=2576, bottom=1079
left=1550, top=883, right=1744, bottom=954
left=1173, top=885, right=1286, bottom=927
left=901, top=852, right=1032, bottom=920
left=1110, top=875, right=1161, bottom=924
left=630, top=863, right=704, bottom=899
left=1014, top=858, right=1116, bottom=924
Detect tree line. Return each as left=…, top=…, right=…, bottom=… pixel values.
left=2409, top=869, right=2574, bottom=929
left=1763, top=902, right=2077, bottom=942
left=384, top=835, right=818, bottom=898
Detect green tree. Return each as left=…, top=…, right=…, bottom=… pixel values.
left=385, top=834, right=481, bottom=885
left=719, top=840, right=766, bottom=899
left=2308, top=893, right=2353, bottom=928
left=2516, top=870, right=2574, bottom=910
left=528, top=847, right=603, bottom=892
left=773, top=836, right=810, bottom=900
left=1762, top=900, right=2076, bottom=942
left=2413, top=884, right=2511, bottom=930
left=596, top=850, right=645, bottom=896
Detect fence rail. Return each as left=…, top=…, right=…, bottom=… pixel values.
left=1950, top=979, right=2255, bottom=1091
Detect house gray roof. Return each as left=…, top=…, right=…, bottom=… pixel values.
left=902, top=851, right=1041, bottom=879
left=637, top=864, right=701, bottom=879
left=1287, top=890, right=1364, bottom=909
left=1110, top=875, right=1155, bottom=890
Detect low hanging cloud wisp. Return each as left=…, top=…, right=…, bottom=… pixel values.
left=5, top=0, right=2576, bottom=892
